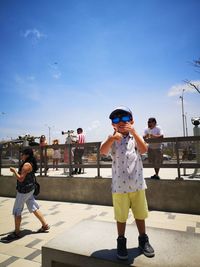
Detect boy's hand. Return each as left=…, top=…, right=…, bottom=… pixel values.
left=111, top=127, right=123, bottom=142
left=113, top=131, right=123, bottom=142
left=119, top=122, right=135, bottom=135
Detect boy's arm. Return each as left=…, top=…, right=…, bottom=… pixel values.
left=100, top=131, right=122, bottom=155
left=100, top=136, right=115, bottom=155
left=130, top=128, right=148, bottom=154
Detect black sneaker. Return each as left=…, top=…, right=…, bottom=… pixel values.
left=117, top=236, right=128, bottom=260
left=138, top=233, right=155, bottom=258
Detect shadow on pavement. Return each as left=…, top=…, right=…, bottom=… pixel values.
left=0, top=228, right=49, bottom=243
left=91, top=247, right=142, bottom=264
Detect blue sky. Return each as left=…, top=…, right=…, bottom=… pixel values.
left=0, top=0, right=200, bottom=143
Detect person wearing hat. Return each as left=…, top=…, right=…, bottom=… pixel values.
left=100, top=106, right=154, bottom=260
left=7, top=148, right=50, bottom=240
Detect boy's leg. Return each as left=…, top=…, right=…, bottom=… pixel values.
left=113, top=193, right=129, bottom=260
left=117, top=221, right=126, bottom=236
left=130, top=191, right=155, bottom=258
left=135, top=219, right=145, bottom=235
left=116, top=221, right=128, bottom=260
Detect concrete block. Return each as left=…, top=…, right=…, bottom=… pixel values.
left=42, top=220, right=200, bottom=267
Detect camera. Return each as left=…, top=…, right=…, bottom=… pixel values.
left=61, top=130, right=77, bottom=144
left=61, top=130, right=74, bottom=135
left=191, top=117, right=200, bottom=126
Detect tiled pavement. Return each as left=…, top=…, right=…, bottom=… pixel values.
left=0, top=197, right=200, bottom=267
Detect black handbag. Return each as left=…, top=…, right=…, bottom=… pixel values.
left=34, top=178, right=40, bottom=196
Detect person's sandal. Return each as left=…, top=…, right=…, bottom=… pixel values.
left=38, top=224, right=50, bottom=233
left=5, top=232, right=20, bottom=241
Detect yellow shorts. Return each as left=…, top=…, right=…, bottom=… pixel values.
left=112, top=190, right=148, bottom=223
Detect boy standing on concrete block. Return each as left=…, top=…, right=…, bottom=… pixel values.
left=100, top=106, right=155, bottom=260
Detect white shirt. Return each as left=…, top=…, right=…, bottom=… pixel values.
left=111, top=134, right=147, bottom=193
left=144, top=125, right=163, bottom=149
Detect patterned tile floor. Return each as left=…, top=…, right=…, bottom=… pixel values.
left=0, top=197, right=200, bottom=267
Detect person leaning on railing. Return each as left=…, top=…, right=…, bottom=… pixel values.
left=143, top=117, right=164, bottom=179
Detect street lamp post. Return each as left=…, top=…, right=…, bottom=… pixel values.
left=0, top=112, right=6, bottom=142
left=48, top=126, right=51, bottom=144
left=180, top=89, right=186, bottom=137
left=185, top=113, right=188, bottom=136
left=44, top=125, right=51, bottom=144
left=180, top=89, right=188, bottom=176
left=45, top=124, right=54, bottom=144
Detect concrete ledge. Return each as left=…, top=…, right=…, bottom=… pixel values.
left=1, top=176, right=200, bottom=214
left=42, top=220, right=200, bottom=267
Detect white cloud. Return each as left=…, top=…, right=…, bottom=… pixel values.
left=22, top=28, right=46, bottom=43
left=87, top=120, right=101, bottom=132
left=168, top=80, right=200, bottom=96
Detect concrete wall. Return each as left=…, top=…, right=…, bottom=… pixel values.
left=0, top=175, right=200, bottom=214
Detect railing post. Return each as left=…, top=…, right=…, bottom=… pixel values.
left=0, top=144, right=2, bottom=176
left=96, top=142, right=101, bottom=178
left=40, top=147, right=43, bottom=176
left=69, top=143, right=72, bottom=176
left=44, top=147, right=48, bottom=176
left=175, top=138, right=183, bottom=180
left=18, top=147, right=21, bottom=169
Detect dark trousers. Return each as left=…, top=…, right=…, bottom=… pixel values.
left=73, top=149, right=84, bottom=174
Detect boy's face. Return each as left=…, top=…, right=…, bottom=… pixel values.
left=111, top=113, right=134, bottom=134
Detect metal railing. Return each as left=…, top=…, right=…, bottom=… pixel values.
left=0, top=136, right=200, bottom=179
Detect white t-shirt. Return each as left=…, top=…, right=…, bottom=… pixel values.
left=111, top=134, right=147, bottom=193
left=144, top=125, right=163, bottom=149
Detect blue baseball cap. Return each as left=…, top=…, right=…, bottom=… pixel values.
left=109, top=106, right=133, bottom=119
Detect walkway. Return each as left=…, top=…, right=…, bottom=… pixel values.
left=0, top=196, right=200, bottom=267
left=1, top=166, right=199, bottom=180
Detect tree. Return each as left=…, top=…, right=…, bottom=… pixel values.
left=192, top=58, right=200, bottom=70
left=184, top=79, right=200, bottom=94
left=184, top=57, right=200, bottom=94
